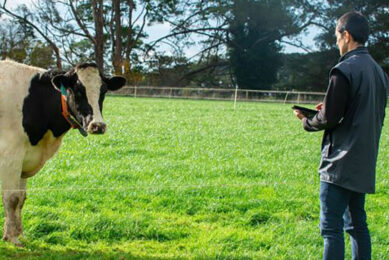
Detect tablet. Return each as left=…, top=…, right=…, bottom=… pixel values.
left=292, top=105, right=318, bottom=118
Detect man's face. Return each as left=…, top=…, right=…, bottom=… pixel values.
left=335, top=27, right=348, bottom=56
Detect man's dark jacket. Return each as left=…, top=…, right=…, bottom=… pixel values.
left=316, top=47, right=388, bottom=194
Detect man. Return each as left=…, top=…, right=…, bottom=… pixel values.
left=294, top=11, right=388, bottom=260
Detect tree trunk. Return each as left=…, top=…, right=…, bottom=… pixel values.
left=123, top=0, right=136, bottom=75
left=125, top=0, right=135, bottom=63
left=52, top=44, right=62, bottom=70
left=112, top=0, right=123, bottom=75
left=91, top=0, right=104, bottom=72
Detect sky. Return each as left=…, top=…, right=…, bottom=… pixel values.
left=4, top=0, right=319, bottom=56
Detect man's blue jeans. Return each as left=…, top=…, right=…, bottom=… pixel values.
left=319, top=181, right=371, bottom=260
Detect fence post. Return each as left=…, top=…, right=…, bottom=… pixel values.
left=134, top=85, right=137, bottom=98
left=234, top=85, right=238, bottom=109
left=284, top=91, right=289, bottom=104
left=297, top=93, right=300, bottom=104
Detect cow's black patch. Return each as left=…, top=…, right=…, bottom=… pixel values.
left=22, top=71, right=72, bottom=145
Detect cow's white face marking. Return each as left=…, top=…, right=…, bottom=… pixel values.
left=75, top=67, right=106, bottom=133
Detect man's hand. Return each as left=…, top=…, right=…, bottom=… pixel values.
left=316, top=102, right=323, bottom=111
left=294, top=109, right=306, bottom=120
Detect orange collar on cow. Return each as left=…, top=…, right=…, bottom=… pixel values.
left=60, top=87, right=88, bottom=137
left=60, top=94, right=78, bottom=129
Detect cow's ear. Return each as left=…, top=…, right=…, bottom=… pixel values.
left=52, top=73, right=77, bottom=92
left=105, top=76, right=126, bottom=91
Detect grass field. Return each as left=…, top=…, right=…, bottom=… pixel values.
left=1, top=97, right=388, bottom=259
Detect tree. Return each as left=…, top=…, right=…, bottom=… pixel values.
left=147, top=0, right=321, bottom=89
left=1, top=0, right=162, bottom=74
left=229, top=0, right=285, bottom=89
left=44, top=0, right=154, bottom=74
left=314, top=0, right=389, bottom=73
left=0, top=16, right=56, bottom=68
left=275, top=49, right=339, bottom=92
left=0, top=19, right=32, bottom=62
left=30, top=41, right=55, bottom=68
left=275, top=1, right=388, bottom=92
left=144, top=54, right=190, bottom=86
left=0, top=0, right=62, bottom=68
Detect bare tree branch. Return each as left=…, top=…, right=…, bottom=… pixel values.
left=68, top=0, right=96, bottom=45
left=279, top=40, right=313, bottom=53
left=133, top=3, right=146, bottom=25
left=0, top=0, right=62, bottom=69
left=250, top=14, right=317, bottom=49
left=187, top=42, right=224, bottom=62
left=146, top=27, right=229, bottom=54
left=180, top=60, right=229, bottom=80
left=133, top=9, right=148, bottom=50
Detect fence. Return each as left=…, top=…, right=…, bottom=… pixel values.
left=111, top=86, right=326, bottom=104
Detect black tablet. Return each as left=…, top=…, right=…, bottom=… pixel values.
left=292, top=105, right=318, bottom=118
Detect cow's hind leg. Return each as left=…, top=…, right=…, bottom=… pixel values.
left=1, top=159, right=24, bottom=247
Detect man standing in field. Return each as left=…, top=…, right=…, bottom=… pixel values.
left=294, top=11, right=388, bottom=260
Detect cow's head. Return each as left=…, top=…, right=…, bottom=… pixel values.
left=52, top=63, right=125, bottom=134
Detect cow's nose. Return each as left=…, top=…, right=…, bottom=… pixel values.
left=88, top=122, right=106, bottom=134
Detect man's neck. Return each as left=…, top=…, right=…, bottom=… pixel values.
left=347, top=42, right=364, bottom=53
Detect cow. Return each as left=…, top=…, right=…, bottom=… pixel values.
left=0, top=60, right=125, bottom=246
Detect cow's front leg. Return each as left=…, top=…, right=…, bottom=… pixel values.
left=1, top=163, right=24, bottom=247
left=2, top=191, right=23, bottom=246
left=15, top=178, right=27, bottom=238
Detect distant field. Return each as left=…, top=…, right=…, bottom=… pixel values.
left=1, top=97, right=388, bottom=259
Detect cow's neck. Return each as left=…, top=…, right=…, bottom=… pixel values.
left=22, top=71, right=72, bottom=146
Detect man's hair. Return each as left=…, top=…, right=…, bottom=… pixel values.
left=337, top=11, right=370, bottom=44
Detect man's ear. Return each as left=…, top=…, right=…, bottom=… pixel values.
left=105, top=76, right=126, bottom=91
left=51, top=73, right=78, bottom=93
left=345, top=30, right=352, bottom=43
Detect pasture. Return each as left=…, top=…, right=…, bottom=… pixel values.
left=1, top=97, right=388, bottom=259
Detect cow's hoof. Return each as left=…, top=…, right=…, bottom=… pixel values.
left=2, top=235, right=24, bottom=247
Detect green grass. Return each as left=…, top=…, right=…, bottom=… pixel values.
left=1, top=97, right=388, bottom=259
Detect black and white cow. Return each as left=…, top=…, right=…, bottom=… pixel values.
left=0, top=60, right=125, bottom=246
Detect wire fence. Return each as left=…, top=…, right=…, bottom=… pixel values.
left=110, top=86, right=326, bottom=104
left=3, top=181, right=283, bottom=193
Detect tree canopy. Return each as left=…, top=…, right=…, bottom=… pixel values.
left=0, top=0, right=388, bottom=91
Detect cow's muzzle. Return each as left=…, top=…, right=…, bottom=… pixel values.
left=88, top=122, right=107, bottom=134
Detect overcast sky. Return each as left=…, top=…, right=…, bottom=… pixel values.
left=3, top=0, right=317, bottom=56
